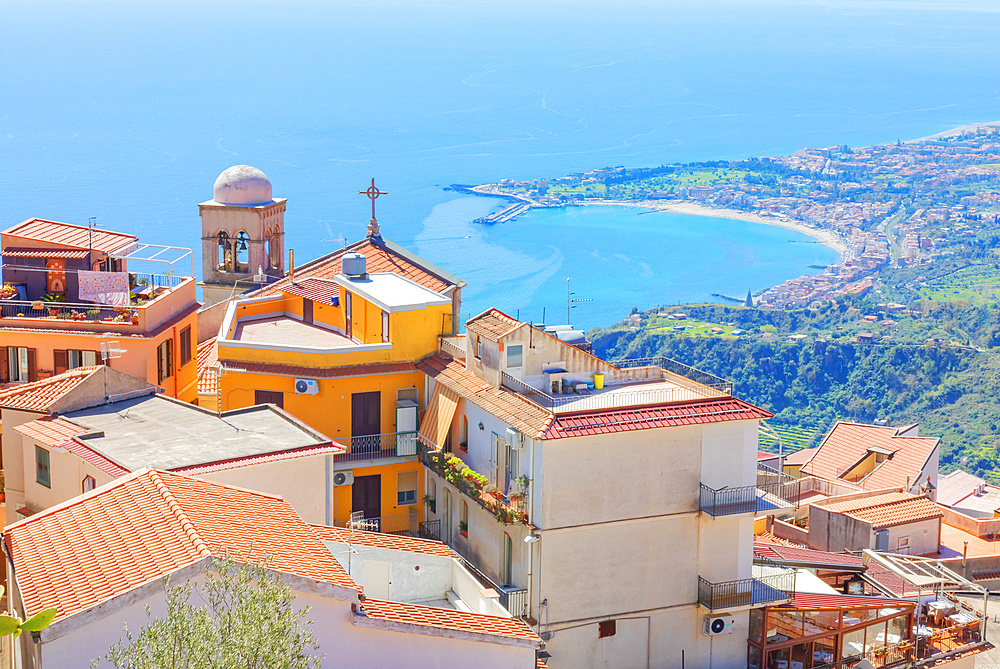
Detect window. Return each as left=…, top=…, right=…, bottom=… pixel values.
left=397, top=470, right=418, bottom=506
left=598, top=620, right=616, bottom=639
left=2, top=347, right=36, bottom=383
left=345, top=292, right=353, bottom=339
left=381, top=310, right=389, bottom=343
left=500, top=533, right=513, bottom=586
left=397, top=387, right=418, bottom=405
left=234, top=231, right=250, bottom=273
left=254, top=389, right=284, bottom=408
left=36, top=446, right=50, bottom=488
left=157, top=339, right=174, bottom=384
left=180, top=326, right=192, bottom=367
left=53, top=349, right=98, bottom=376
left=475, top=335, right=482, bottom=359
left=897, top=536, right=910, bottom=553
left=507, top=344, right=523, bottom=368
left=460, top=500, right=468, bottom=527
left=82, top=475, right=96, bottom=493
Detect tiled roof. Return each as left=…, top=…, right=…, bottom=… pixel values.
left=799, top=422, right=938, bottom=490
left=14, top=416, right=86, bottom=448
left=780, top=593, right=915, bottom=610
left=846, top=496, right=942, bottom=529
left=756, top=542, right=864, bottom=568
left=820, top=492, right=915, bottom=514
left=416, top=354, right=553, bottom=439
left=4, top=469, right=356, bottom=623
left=279, top=278, right=341, bottom=304
left=309, top=525, right=460, bottom=559
left=466, top=308, right=522, bottom=342
left=0, top=366, right=100, bottom=412
left=196, top=337, right=219, bottom=395
left=542, top=397, right=772, bottom=439
left=1, top=247, right=90, bottom=259
left=217, top=359, right=416, bottom=379
left=2, top=218, right=137, bottom=255
left=253, top=237, right=460, bottom=298
left=174, top=443, right=344, bottom=475
left=783, top=447, right=818, bottom=466
left=357, top=598, right=541, bottom=647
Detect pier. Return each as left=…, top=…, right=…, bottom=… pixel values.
left=473, top=202, right=531, bottom=225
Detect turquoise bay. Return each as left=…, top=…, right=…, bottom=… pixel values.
left=417, top=199, right=839, bottom=329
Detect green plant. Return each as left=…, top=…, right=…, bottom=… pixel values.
left=494, top=506, right=516, bottom=525
left=516, top=474, right=529, bottom=491
left=422, top=494, right=436, bottom=514
left=483, top=484, right=500, bottom=499
left=0, top=586, right=56, bottom=638
left=95, top=554, right=322, bottom=669
left=56, top=312, right=71, bottom=320
left=459, top=520, right=468, bottom=533
left=41, top=293, right=65, bottom=303
left=87, top=309, right=100, bottom=319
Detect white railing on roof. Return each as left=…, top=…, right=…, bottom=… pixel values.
left=439, top=336, right=466, bottom=360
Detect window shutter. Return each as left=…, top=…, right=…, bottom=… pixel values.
left=89, top=350, right=102, bottom=366
left=0, top=347, right=8, bottom=383
left=166, top=339, right=174, bottom=378
left=157, top=343, right=165, bottom=384
left=53, top=350, right=68, bottom=375
left=27, top=349, right=37, bottom=382
left=490, top=434, right=498, bottom=487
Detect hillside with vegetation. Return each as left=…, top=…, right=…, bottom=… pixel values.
left=589, top=264, right=1000, bottom=482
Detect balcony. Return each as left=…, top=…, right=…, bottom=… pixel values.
left=332, top=431, right=418, bottom=463
left=698, top=568, right=795, bottom=611
left=498, top=354, right=732, bottom=414
left=418, top=443, right=529, bottom=526
left=454, top=548, right=528, bottom=618
left=699, top=483, right=795, bottom=518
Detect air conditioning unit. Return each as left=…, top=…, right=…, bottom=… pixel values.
left=506, top=427, right=524, bottom=450
left=332, top=471, right=354, bottom=486
left=704, top=615, right=734, bottom=636
left=294, top=378, right=319, bottom=395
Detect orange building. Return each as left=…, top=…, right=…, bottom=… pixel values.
left=0, top=218, right=199, bottom=401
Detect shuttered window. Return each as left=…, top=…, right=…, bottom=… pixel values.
left=4, top=347, right=37, bottom=382
left=157, top=339, right=173, bottom=384
left=180, top=326, right=192, bottom=367
left=36, top=446, right=50, bottom=488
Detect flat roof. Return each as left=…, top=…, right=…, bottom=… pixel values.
left=233, top=315, right=355, bottom=348
left=336, top=272, right=451, bottom=313
left=62, top=395, right=329, bottom=471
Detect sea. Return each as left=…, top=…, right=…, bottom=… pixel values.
left=3, top=0, right=1000, bottom=329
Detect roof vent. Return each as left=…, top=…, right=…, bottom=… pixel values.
left=342, top=253, right=367, bottom=278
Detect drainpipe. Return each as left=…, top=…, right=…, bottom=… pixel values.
left=326, top=455, right=332, bottom=526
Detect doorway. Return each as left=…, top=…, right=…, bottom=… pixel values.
left=352, top=475, right=381, bottom=524
left=352, top=391, right=382, bottom=455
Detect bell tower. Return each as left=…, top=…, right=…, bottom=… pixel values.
left=198, top=165, right=286, bottom=307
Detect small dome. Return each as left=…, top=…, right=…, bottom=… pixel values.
left=213, top=165, right=273, bottom=205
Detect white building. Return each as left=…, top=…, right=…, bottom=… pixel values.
left=416, top=309, right=796, bottom=668
left=2, top=469, right=543, bottom=668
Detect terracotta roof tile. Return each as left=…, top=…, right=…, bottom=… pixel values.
left=4, top=470, right=356, bottom=623
left=196, top=337, right=219, bottom=395
left=253, top=237, right=459, bottom=298
left=279, top=278, right=341, bottom=304
left=822, top=494, right=943, bottom=529
left=358, top=598, right=541, bottom=646
left=1, top=247, right=90, bottom=259
left=309, top=525, right=460, bottom=559
left=466, top=308, right=522, bottom=342
left=217, top=360, right=415, bottom=379
left=2, top=218, right=137, bottom=255
left=15, top=417, right=129, bottom=477
left=820, top=492, right=915, bottom=514
left=755, top=542, right=864, bottom=567
left=543, top=397, right=772, bottom=439
left=780, top=593, right=915, bottom=609
left=800, top=422, right=939, bottom=491
left=416, top=354, right=553, bottom=439
left=0, top=367, right=101, bottom=412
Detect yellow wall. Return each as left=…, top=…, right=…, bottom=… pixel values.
left=331, top=460, right=423, bottom=525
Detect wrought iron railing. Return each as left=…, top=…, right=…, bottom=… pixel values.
left=332, top=432, right=418, bottom=462
left=610, top=356, right=734, bottom=395
left=418, top=520, right=441, bottom=541
left=757, top=463, right=802, bottom=507
left=418, top=443, right=527, bottom=525
left=700, top=482, right=793, bottom=517
left=697, top=570, right=795, bottom=611
left=0, top=300, right=130, bottom=322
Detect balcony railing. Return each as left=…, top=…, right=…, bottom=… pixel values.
left=332, top=432, right=418, bottom=463
left=0, top=300, right=130, bottom=322
left=700, top=481, right=795, bottom=517
left=454, top=550, right=528, bottom=618
left=813, top=641, right=914, bottom=669
left=336, top=511, right=418, bottom=536
left=610, top=356, right=733, bottom=395
left=698, top=570, right=795, bottom=611
left=438, top=336, right=466, bottom=361
left=418, top=443, right=527, bottom=525
left=418, top=520, right=441, bottom=541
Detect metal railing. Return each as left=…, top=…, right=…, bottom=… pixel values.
left=0, top=300, right=131, bottom=322
left=610, top=356, right=734, bottom=395
left=455, top=553, right=527, bottom=618
left=418, top=520, right=441, bottom=541
left=438, top=336, right=466, bottom=360
left=699, top=482, right=792, bottom=517
left=418, top=443, right=526, bottom=524
left=697, top=570, right=795, bottom=611
left=336, top=511, right=418, bottom=536
left=332, top=432, right=418, bottom=463
left=813, top=640, right=914, bottom=669
left=757, top=463, right=802, bottom=507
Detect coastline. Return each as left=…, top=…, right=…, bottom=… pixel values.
left=580, top=198, right=848, bottom=259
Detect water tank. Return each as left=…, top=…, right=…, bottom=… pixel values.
left=555, top=330, right=587, bottom=344
left=342, top=253, right=367, bottom=277
left=545, top=324, right=575, bottom=333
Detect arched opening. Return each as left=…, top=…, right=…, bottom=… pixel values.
left=269, top=233, right=281, bottom=269
left=263, top=237, right=271, bottom=271
left=234, top=231, right=250, bottom=273
left=217, top=231, right=231, bottom=271
left=459, top=501, right=468, bottom=537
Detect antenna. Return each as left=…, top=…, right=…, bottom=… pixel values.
left=100, top=336, right=126, bottom=403
left=566, top=277, right=592, bottom=326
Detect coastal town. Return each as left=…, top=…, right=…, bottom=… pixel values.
left=468, top=122, right=1000, bottom=310
left=0, top=162, right=997, bottom=669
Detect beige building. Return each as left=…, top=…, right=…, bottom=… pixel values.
left=415, top=308, right=796, bottom=669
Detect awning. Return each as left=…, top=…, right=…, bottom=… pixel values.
left=2, top=247, right=90, bottom=259
left=418, top=383, right=459, bottom=450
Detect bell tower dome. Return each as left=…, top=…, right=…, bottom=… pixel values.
left=198, top=165, right=286, bottom=307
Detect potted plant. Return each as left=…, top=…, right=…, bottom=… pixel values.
left=483, top=484, right=502, bottom=501
left=87, top=309, right=101, bottom=321
left=458, top=520, right=468, bottom=538
left=130, top=311, right=139, bottom=325
left=509, top=490, right=525, bottom=502
left=41, top=292, right=64, bottom=316
left=0, top=283, right=16, bottom=299
left=422, top=494, right=436, bottom=514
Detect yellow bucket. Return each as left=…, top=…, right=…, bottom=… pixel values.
left=594, top=373, right=605, bottom=390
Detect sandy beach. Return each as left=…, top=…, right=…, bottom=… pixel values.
left=582, top=198, right=848, bottom=259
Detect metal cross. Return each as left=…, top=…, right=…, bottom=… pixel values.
left=360, top=178, right=387, bottom=221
